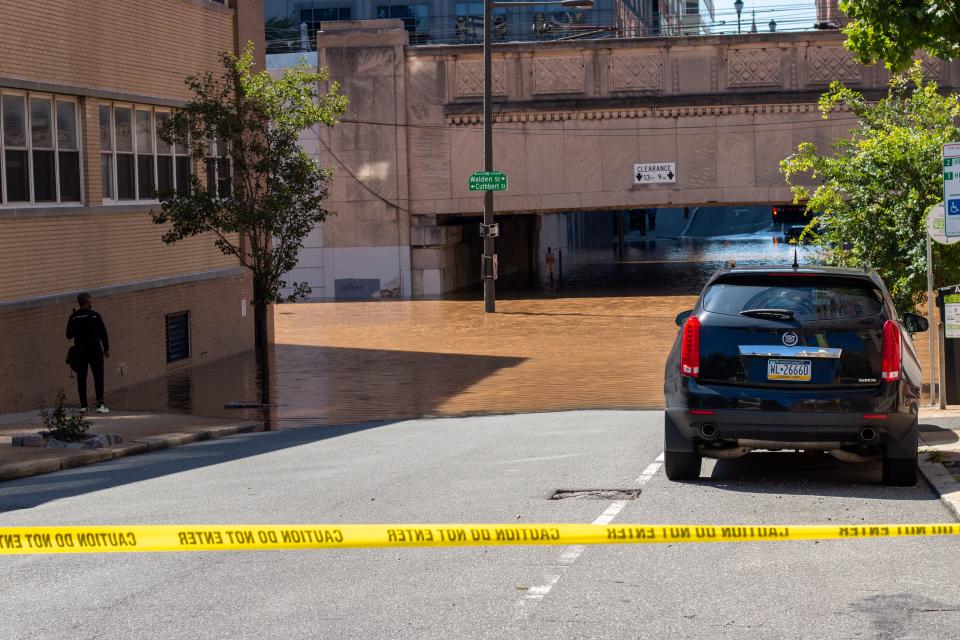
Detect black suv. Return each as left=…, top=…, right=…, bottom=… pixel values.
left=663, top=265, right=928, bottom=486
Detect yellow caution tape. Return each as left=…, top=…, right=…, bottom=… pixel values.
left=0, top=523, right=957, bottom=554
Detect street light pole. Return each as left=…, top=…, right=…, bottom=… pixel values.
left=734, top=0, right=743, bottom=34
left=483, top=0, right=495, bottom=313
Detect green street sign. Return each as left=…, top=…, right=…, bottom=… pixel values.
left=469, top=171, right=507, bottom=191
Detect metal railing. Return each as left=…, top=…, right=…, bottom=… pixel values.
left=264, top=2, right=823, bottom=53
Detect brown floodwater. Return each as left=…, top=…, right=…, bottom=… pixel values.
left=113, top=295, right=696, bottom=427
left=111, top=229, right=933, bottom=427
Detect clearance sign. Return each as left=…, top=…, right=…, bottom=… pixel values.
left=0, top=523, right=957, bottom=554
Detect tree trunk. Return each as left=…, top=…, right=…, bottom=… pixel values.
left=253, top=296, right=271, bottom=408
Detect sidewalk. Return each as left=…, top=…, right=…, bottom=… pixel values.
left=918, top=407, right=960, bottom=519
left=0, top=409, right=261, bottom=482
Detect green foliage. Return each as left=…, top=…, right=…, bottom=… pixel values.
left=781, top=63, right=960, bottom=313
left=154, top=43, right=348, bottom=306
left=840, top=0, right=960, bottom=71
left=41, top=390, right=90, bottom=442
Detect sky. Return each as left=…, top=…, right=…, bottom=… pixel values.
left=707, top=0, right=818, bottom=34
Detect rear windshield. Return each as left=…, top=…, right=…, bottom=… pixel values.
left=703, top=281, right=885, bottom=320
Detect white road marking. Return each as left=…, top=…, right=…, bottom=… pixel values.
left=515, top=452, right=665, bottom=618
left=592, top=500, right=628, bottom=526
left=636, top=460, right=663, bottom=486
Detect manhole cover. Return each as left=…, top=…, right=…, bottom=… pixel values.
left=549, top=489, right=642, bottom=501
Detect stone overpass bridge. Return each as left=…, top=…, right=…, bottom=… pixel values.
left=289, top=20, right=959, bottom=298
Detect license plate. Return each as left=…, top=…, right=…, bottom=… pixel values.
left=767, top=359, right=811, bottom=381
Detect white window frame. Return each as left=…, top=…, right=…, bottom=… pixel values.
left=0, top=89, right=83, bottom=207
left=107, top=102, right=136, bottom=201
left=205, top=137, right=231, bottom=199
left=100, top=102, right=191, bottom=204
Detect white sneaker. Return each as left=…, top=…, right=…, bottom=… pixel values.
left=96, top=404, right=109, bottom=414
left=78, top=407, right=87, bottom=414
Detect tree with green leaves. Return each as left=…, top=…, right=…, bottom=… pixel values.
left=840, top=0, right=960, bottom=70
left=781, top=64, right=960, bottom=313
left=155, top=44, right=347, bottom=402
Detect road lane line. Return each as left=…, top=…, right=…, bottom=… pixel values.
left=515, top=452, right=664, bottom=618
left=636, top=456, right=664, bottom=486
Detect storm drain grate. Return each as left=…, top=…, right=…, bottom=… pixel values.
left=549, top=489, right=642, bottom=501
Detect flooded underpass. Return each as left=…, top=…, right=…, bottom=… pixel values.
left=112, top=206, right=827, bottom=427
left=491, top=205, right=819, bottom=297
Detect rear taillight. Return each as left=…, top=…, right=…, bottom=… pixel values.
left=881, top=320, right=901, bottom=382
left=681, top=316, right=701, bottom=378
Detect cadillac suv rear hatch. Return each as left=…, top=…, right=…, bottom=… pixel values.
left=697, top=273, right=886, bottom=388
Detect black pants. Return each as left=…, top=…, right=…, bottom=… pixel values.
left=75, top=354, right=104, bottom=408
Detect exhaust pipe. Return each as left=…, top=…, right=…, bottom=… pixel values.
left=858, top=427, right=877, bottom=442
left=699, top=423, right=718, bottom=440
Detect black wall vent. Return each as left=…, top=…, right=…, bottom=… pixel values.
left=165, top=311, right=190, bottom=363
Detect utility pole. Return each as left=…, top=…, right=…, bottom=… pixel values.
left=483, top=0, right=495, bottom=313
left=479, top=0, right=592, bottom=313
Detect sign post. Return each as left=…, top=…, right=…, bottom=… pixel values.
left=470, top=170, right=506, bottom=312
left=926, top=203, right=960, bottom=405
left=927, top=224, right=935, bottom=405
left=944, top=143, right=960, bottom=236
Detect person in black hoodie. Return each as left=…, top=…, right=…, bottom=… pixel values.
left=66, top=292, right=110, bottom=413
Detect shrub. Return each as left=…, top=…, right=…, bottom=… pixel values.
left=41, top=390, right=91, bottom=442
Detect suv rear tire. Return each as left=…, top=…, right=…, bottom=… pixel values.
left=665, top=450, right=702, bottom=481
left=881, top=455, right=917, bottom=487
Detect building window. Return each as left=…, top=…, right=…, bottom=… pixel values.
left=0, top=90, right=81, bottom=206
left=165, top=311, right=191, bottom=363
left=454, top=3, right=506, bottom=41
left=531, top=7, right=590, bottom=37
left=99, top=103, right=190, bottom=201
left=300, top=7, right=352, bottom=44
left=136, top=109, right=155, bottom=199
left=205, top=136, right=231, bottom=198
left=377, top=4, right=429, bottom=36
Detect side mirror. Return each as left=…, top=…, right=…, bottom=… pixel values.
left=902, top=312, right=929, bottom=333
left=675, top=309, right=693, bottom=327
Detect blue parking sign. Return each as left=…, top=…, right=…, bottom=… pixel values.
left=946, top=199, right=960, bottom=237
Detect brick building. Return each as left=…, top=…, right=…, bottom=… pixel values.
left=0, top=0, right=264, bottom=412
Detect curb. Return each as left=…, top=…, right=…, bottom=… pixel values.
left=917, top=451, right=960, bottom=521
left=0, top=422, right=262, bottom=482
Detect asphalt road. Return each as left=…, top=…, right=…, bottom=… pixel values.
left=1, top=411, right=958, bottom=639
